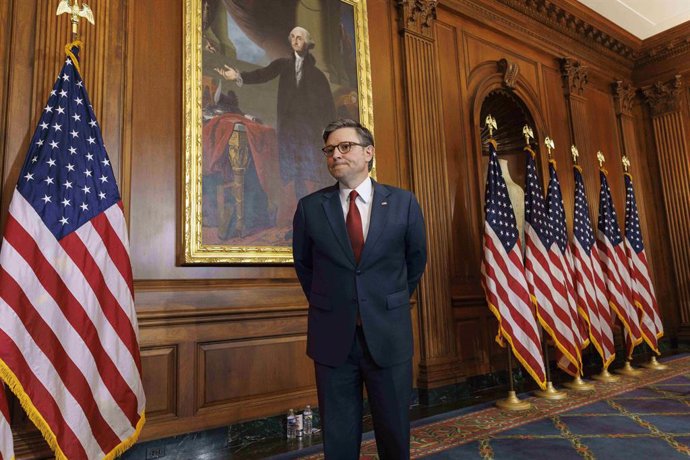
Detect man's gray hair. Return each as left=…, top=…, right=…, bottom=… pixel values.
left=289, top=26, right=315, bottom=49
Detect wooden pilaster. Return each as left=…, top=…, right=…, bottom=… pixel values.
left=396, top=0, right=462, bottom=390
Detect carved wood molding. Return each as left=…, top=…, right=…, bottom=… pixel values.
left=612, top=80, right=636, bottom=116
left=637, top=22, right=690, bottom=66
left=397, top=0, right=438, bottom=38
left=496, top=0, right=637, bottom=60
left=560, top=57, right=588, bottom=96
left=641, top=75, right=683, bottom=117
left=497, top=58, right=519, bottom=89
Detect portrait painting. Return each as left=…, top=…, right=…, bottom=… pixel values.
left=183, top=0, right=373, bottom=263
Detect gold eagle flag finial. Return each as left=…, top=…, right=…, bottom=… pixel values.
left=56, top=0, right=95, bottom=40
left=485, top=115, right=497, bottom=138
left=622, top=155, right=630, bottom=173
left=571, top=145, right=579, bottom=165
left=544, top=137, right=555, bottom=159
left=597, top=151, right=606, bottom=168
left=522, top=125, right=534, bottom=147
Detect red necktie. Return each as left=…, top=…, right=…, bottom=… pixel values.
left=346, top=190, right=364, bottom=263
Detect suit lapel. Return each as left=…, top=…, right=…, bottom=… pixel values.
left=360, top=180, right=391, bottom=265
left=321, top=185, right=356, bottom=265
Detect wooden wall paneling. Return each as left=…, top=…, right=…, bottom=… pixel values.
left=397, top=0, right=463, bottom=391
left=1, top=1, right=37, bottom=226
left=641, top=76, right=690, bottom=336
left=542, top=65, right=575, bottom=221
left=136, top=309, right=314, bottom=441
left=140, top=346, right=178, bottom=419
left=435, top=14, right=482, bottom=295
left=368, top=0, right=409, bottom=189
left=435, top=11, right=496, bottom=378
left=630, top=101, right=679, bottom=334
left=0, top=0, right=10, bottom=200
left=197, top=335, right=314, bottom=409
left=584, top=86, right=625, bottom=215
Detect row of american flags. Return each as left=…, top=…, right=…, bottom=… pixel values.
left=481, top=135, right=663, bottom=390
left=0, top=43, right=145, bottom=459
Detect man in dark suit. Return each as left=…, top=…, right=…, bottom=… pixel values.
left=292, top=119, right=427, bottom=459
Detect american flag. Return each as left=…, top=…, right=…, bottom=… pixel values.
left=571, top=166, right=615, bottom=369
left=597, top=168, right=642, bottom=358
left=0, top=44, right=145, bottom=458
left=545, top=160, right=587, bottom=376
left=523, top=149, right=580, bottom=376
left=481, top=140, right=546, bottom=390
left=0, top=386, right=12, bottom=460
left=624, top=172, right=663, bottom=353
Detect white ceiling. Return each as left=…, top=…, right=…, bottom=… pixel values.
left=577, top=0, right=690, bottom=39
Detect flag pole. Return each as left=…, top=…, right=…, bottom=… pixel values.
left=544, top=141, right=595, bottom=392
left=484, top=116, right=531, bottom=411
left=595, top=150, right=644, bottom=379
left=524, top=130, right=567, bottom=401
left=620, top=155, right=668, bottom=372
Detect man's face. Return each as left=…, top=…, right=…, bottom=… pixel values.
left=290, top=30, right=308, bottom=54
left=326, top=127, right=373, bottom=187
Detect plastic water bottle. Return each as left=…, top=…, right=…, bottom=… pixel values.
left=296, top=412, right=304, bottom=438
left=303, top=405, right=313, bottom=436
left=286, top=409, right=296, bottom=439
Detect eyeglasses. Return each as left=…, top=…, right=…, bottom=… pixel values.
left=321, top=141, right=366, bottom=157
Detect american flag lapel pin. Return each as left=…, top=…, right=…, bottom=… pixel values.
left=381, top=201, right=388, bottom=206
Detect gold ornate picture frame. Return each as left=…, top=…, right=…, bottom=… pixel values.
left=183, top=0, right=373, bottom=264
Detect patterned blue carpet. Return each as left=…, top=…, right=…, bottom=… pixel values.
left=296, top=355, right=690, bottom=459
left=426, top=374, right=690, bottom=459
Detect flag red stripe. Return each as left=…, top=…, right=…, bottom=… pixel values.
left=485, top=263, right=541, bottom=351
left=0, top=329, right=88, bottom=459
left=3, top=215, right=140, bottom=426
left=484, top=236, right=544, bottom=358
left=482, top=257, right=545, bottom=377
left=486, top=240, right=539, bottom=342
left=0, top=268, right=121, bottom=450
left=59, top=232, right=140, bottom=362
left=89, top=210, right=134, bottom=297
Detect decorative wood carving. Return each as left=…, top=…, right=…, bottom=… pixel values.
left=641, top=75, right=683, bottom=117
left=497, top=58, right=519, bottom=89
left=559, top=57, right=590, bottom=174
left=560, top=57, right=588, bottom=96
left=397, top=5, right=462, bottom=389
left=496, top=0, right=637, bottom=60
left=397, top=0, right=438, bottom=38
left=612, top=80, right=636, bottom=116
left=612, top=80, right=637, bottom=161
left=637, top=22, right=690, bottom=66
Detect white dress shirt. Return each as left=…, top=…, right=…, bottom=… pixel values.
left=295, top=52, right=304, bottom=85
left=339, top=177, right=373, bottom=241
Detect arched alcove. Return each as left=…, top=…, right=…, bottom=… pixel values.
left=479, top=88, right=540, bottom=190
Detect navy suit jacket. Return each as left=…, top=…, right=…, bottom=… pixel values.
left=292, top=179, right=427, bottom=368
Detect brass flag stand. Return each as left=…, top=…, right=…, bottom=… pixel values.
left=533, top=339, right=567, bottom=400
left=496, top=349, right=532, bottom=411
